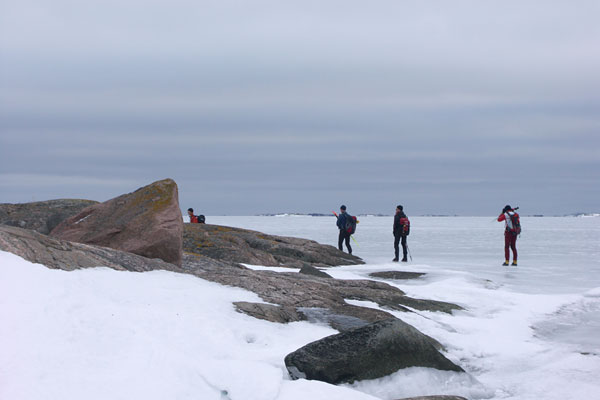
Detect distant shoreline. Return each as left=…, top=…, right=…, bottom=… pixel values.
left=186, top=213, right=600, bottom=218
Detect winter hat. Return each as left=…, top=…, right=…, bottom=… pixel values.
left=340, top=205, right=347, bottom=211
left=187, top=208, right=194, bottom=212
left=503, top=205, right=512, bottom=213
left=397, top=205, right=403, bottom=211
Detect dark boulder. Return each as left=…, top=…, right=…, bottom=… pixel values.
left=0, top=199, right=98, bottom=235
left=50, top=179, right=183, bottom=266
left=284, top=319, right=464, bottom=385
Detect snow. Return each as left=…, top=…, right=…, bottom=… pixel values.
left=0, top=251, right=363, bottom=400
left=2, top=216, right=600, bottom=400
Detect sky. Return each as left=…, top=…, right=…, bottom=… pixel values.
left=1, top=0, right=599, bottom=216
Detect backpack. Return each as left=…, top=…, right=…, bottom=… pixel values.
left=199, top=215, right=206, bottom=223
left=345, top=215, right=357, bottom=235
left=509, top=213, right=521, bottom=235
left=399, top=217, right=410, bottom=236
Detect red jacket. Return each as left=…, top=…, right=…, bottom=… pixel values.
left=190, top=215, right=199, bottom=223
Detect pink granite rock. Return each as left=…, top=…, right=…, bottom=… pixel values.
left=50, top=179, right=183, bottom=266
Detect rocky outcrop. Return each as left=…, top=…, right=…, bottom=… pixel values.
left=50, top=179, right=183, bottom=266
left=0, top=199, right=98, bottom=235
left=370, top=271, right=426, bottom=280
left=183, top=253, right=461, bottom=331
left=0, top=225, right=182, bottom=273
left=1, top=222, right=466, bottom=379
left=1, top=223, right=459, bottom=332
left=284, top=319, right=464, bottom=384
left=183, top=223, right=362, bottom=268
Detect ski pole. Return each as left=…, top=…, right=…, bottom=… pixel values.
left=407, top=245, right=413, bottom=261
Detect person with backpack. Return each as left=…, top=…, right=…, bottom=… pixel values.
left=393, top=205, right=410, bottom=262
left=498, top=205, right=520, bottom=266
left=187, top=208, right=202, bottom=224
left=336, top=205, right=353, bottom=255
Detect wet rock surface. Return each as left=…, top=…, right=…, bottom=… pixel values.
left=396, top=397, right=467, bottom=400
left=233, top=302, right=305, bottom=323
left=183, top=223, right=362, bottom=268
left=182, top=253, right=462, bottom=331
left=370, top=271, right=427, bottom=280
left=284, top=318, right=464, bottom=384
left=0, top=199, right=98, bottom=235
left=299, top=265, right=333, bottom=278
left=50, top=179, right=183, bottom=266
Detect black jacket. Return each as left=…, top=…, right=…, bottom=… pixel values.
left=336, top=212, right=348, bottom=230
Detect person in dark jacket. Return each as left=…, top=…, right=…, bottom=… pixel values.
left=336, top=205, right=352, bottom=254
left=393, top=205, right=409, bottom=262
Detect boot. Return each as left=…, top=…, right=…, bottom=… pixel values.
left=502, top=260, right=509, bottom=266
left=392, top=257, right=399, bottom=262
left=401, top=257, right=408, bottom=262
left=512, top=261, right=518, bottom=266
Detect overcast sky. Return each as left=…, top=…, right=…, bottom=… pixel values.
left=1, top=1, right=599, bottom=215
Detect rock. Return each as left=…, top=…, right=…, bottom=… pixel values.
left=284, top=319, right=464, bottom=384
left=0, top=225, right=183, bottom=273
left=370, top=271, right=426, bottom=280
left=0, top=199, right=99, bottom=235
left=299, top=265, right=333, bottom=278
left=396, top=397, right=467, bottom=400
left=233, top=302, right=306, bottom=323
left=183, top=223, right=362, bottom=268
left=50, top=179, right=183, bottom=266
left=1, top=224, right=465, bottom=380
left=183, top=254, right=462, bottom=331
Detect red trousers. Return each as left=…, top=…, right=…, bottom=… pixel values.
left=504, top=232, right=518, bottom=261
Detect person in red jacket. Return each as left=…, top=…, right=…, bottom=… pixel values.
left=498, top=205, right=520, bottom=266
left=187, top=208, right=199, bottom=223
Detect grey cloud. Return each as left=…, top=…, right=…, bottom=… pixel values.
left=1, top=0, right=599, bottom=215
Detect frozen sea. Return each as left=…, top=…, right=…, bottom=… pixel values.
left=1, top=216, right=599, bottom=400
left=210, top=216, right=600, bottom=398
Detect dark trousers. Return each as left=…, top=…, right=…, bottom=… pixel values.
left=504, top=232, right=517, bottom=261
left=394, top=233, right=407, bottom=260
left=338, top=230, right=352, bottom=254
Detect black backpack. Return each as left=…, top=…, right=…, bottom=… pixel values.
left=345, top=215, right=357, bottom=235
left=199, top=215, right=206, bottom=223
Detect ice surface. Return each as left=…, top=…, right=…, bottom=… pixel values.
left=2, top=216, right=600, bottom=400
